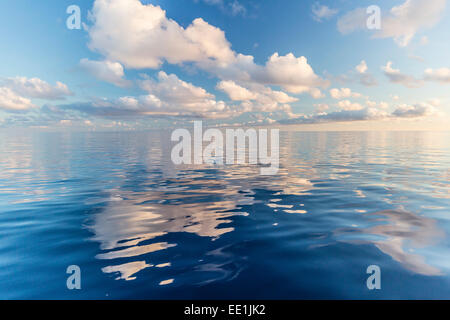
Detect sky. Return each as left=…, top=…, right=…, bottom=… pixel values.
left=0, top=0, right=449, bottom=131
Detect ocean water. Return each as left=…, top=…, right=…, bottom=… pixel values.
left=0, top=130, right=449, bottom=299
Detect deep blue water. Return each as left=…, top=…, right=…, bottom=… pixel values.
left=0, top=130, right=449, bottom=299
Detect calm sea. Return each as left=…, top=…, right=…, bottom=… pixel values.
left=0, top=130, right=449, bottom=299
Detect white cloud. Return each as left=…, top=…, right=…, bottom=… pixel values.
left=0, top=87, right=36, bottom=112
left=312, top=3, right=338, bottom=22
left=379, top=102, right=389, bottom=109
left=356, top=61, right=377, bottom=87
left=0, top=76, right=72, bottom=113
left=216, top=80, right=298, bottom=114
left=337, top=8, right=367, bottom=34
left=259, top=87, right=298, bottom=104
left=376, top=0, right=447, bottom=47
left=60, top=71, right=301, bottom=120
left=337, top=0, right=447, bottom=47
left=139, top=71, right=217, bottom=111
left=337, top=100, right=364, bottom=111
left=250, top=53, right=327, bottom=96
left=392, top=103, right=436, bottom=117
left=281, top=101, right=437, bottom=125
left=355, top=60, right=378, bottom=87
left=367, top=100, right=389, bottom=109
left=88, top=0, right=235, bottom=69
left=216, top=80, right=256, bottom=101
left=75, top=0, right=328, bottom=122
left=424, top=68, right=450, bottom=83
left=382, top=62, right=423, bottom=88
left=80, top=59, right=131, bottom=87
left=1, top=77, right=73, bottom=100
left=60, top=72, right=247, bottom=119
left=330, top=88, right=362, bottom=99
left=356, top=60, right=368, bottom=74
left=314, top=103, right=329, bottom=112
left=62, top=95, right=234, bottom=119
left=87, top=0, right=326, bottom=100
left=333, top=61, right=377, bottom=87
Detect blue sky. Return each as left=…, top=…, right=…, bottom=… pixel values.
left=0, top=0, right=449, bottom=130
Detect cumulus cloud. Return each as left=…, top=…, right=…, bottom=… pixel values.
left=392, top=103, right=436, bottom=117
left=332, top=60, right=377, bottom=87
left=1, top=77, right=73, bottom=100
left=86, top=0, right=326, bottom=100
left=330, top=88, right=362, bottom=99
left=382, top=62, right=423, bottom=88
left=57, top=71, right=302, bottom=120
left=312, top=3, right=338, bottom=22
left=355, top=60, right=378, bottom=86
left=0, top=76, right=72, bottom=113
left=80, top=59, right=131, bottom=87
left=337, top=100, right=364, bottom=111
left=59, top=72, right=250, bottom=119
left=0, top=87, right=36, bottom=112
left=216, top=80, right=256, bottom=101
left=87, top=0, right=235, bottom=69
left=356, top=60, right=368, bottom=74
left=375, top=0, right=447, bottom=47
left=136, top=71, right=240, bottom=117
left=69, top=0, right=329, bottom=123
left=314, top=103, right=329, bottom=113
left=249, top=53, right=327, bottom=97
left=424, top=68, right=450, bottom=83
left=367, top=100, right=389, bottom=109
left=216, top=80, right=298, bottom=114
left=337, top=0, right=447, bottom=47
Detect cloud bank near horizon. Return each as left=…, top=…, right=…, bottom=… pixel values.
left=0, top=0, right=448, bottom=129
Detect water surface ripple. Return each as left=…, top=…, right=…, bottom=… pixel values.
left=0, top=131, right=449, bottom=299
